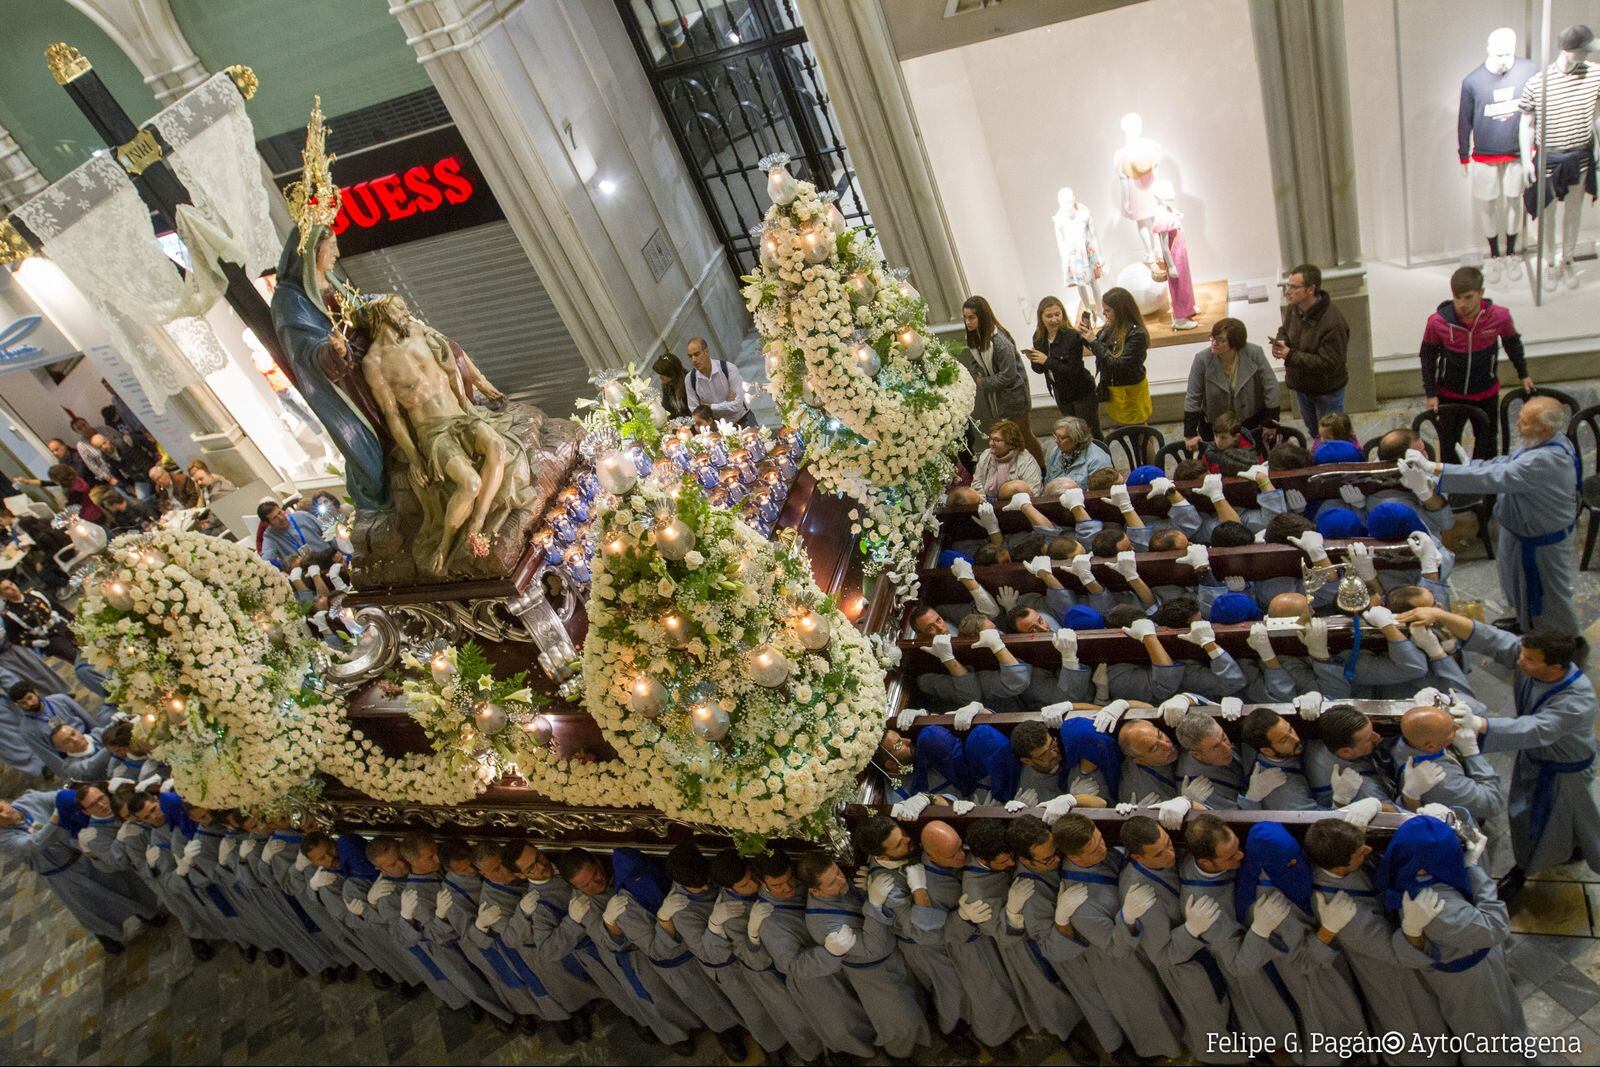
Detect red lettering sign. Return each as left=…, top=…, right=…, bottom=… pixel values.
left=331, top=155, right=478, bottom=235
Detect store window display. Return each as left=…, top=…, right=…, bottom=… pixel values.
left=1519, top=24, right=1599, bottom=291
left=1052, top=188, right=1104, bottom=327
left=1458, top=28, right=1537, bottom=284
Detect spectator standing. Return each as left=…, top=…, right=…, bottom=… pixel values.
left=1023, top=295, right=1099, bottom=437
left=1418, top=265, right=1533, bottom=461
left=1271, top=264, right=1349, bottom=429
left=959, top=295, right=1030, bottom=433
left=1182, top=317, right=1279, bottom=450
left=1077, top=287, right=1151, bottom=438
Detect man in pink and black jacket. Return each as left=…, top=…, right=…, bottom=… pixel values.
left=1418, top=264, right=1532, bottom=460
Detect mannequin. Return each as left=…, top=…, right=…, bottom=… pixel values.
left=1458, top=28, right=1537, bottom=284
left=1053, top=187, right=1104, bottom=326
left=1149, top=179, right=1197, bottom=329
left=1113, top=113, right=1165, bottom=280
left=1519, top=24, right=1599, bottom=290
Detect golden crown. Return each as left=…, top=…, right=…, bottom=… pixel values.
left=285, top=96, right=340, bottom=252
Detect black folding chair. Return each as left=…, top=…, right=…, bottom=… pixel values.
left=1105, top=425, right=1165, bottom=470
left=1569, top=403, right=1600, bottom=570
left=1413, top=406, right=1495, bottom=558
left=1154, top=440, right=1196, bottom=474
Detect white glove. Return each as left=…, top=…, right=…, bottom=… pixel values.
left=1293, top=690, right=1324, bottom=720
left=824, top=924, right=857, bottom=955
left=566, top=893, right=591, bottom=924
left=952, top=701, right=986, bottom=732
left=957, top=894, right=993, bottom=924
left=1329, top=765, right=1364, bottom=806
left=1397, top=452, right=1432, bottom=474
left=930, top=633, right=956, bottom=663
left=1316, top=891, right=1357, bottom=935
left=1183, top=776, right=1215, bottom=804
left=1250, top=891, right=1291, bottom=938
left=1462, top=825, right=1489, bottom=868
left=1003, top=492, right=1033, bottom=513
left=435, top=889, right=453, bottom=919
left=1244, top=463, right=1271, bottom=486
left=1150, top=476, right=1175, bottom=497
left=657, top=893, right=689, bottom=924
left=160, top=777, right=174, bottom=793
left=1417, top=802, right=1454, bottom=823
left=995, top=585, right=1021, bottom=612
left=1004, top=800, right=1029, bottom=813
left=1287, top=530, right=1326, bottom=559
left=974, top=628, right=1007, bottom=655
left=144, top=844, right=160, bottom=868
left=603, top=894, right=629, bottom=926
left=1058, top=485, right=1085, bottom=512
left=1448, top=702, right=1486, bottom=735
left=217, top=837, right=235, bottom=865
left=1398, top=459, right=1435, bottom=499
left=1409, top=624, right=1447, bottom=659
left=1005, top=878, right=1035, bottom=928
left=1246, top=766, right=1288, bottom=802
left=1068, top=772, right=1101, bottom=797
left=1121, top=883, right=1157, bottom=925
left=1056, top=882, right=1089, bottom=925
left=1155, top=796, right=1193, bottom=830
left=866, top=870, right=895, bottom=909
left=1012, top=788, right=1039, bottom=808
left=1051, top=626, right=1079, bottom=663
left=1225, top=574, right=1249, bottom=592
left=1199, top=473, right=1226, bottom=503
left=1339, top=484, right=1367, bottom=508
left=1285, top=488, right=1307, bottom=512
left=346, top=898, right=366, bottom=916
left=293, top=851, right=312, bottom=872
left=905, top=865, right=927, bottom=894
left=1160, top=692, right=1198, bottom=727
left=239, top=838, right=258, bottom=860
left=1114, top=802, right=1139, bottom=815
left=308, top=868, right=337, bottom=892
left=1407, top=531, right=1442, bottom=573
left=1346, top=541, right=1378, bottom=582
left=1041, top=794, right=1078, bottom=824
left=1113, top=551, right=1140, bottom=581
left=707, top=897, right=743, bottom=937
left=1337, top=797, right=1383, bottom=828
left=519, top=889, right=540, bottom=916
left=1067, top=555, right=1096, bottom=587
left=1218, top=696, right=1244, bottom=721
left=1121, top=618, right=1156, bottom=642
left=1178, top=544, right=1210, bottom=570
left=969, top=584, right=1000, bottom=617
left=891, top=793, right=931, bottom=821
left=747, top=900, right=772, bottom=944
left=1363, top=607, right=1398, bottom=635
left=1186, top=894, right=1222, bottom=938
left=107, top=776, right=134, bottom=793
left=975, top=501, right=1000, bottom=535
left=77, top=827, right=99, bottom=852
left=1400, top=888, right=1444, bottom=937
left=1093, top=699, right=1130, bottom=733
left=1179, top=620, right=1216, bottom=648
left=1023, top=555, right=1052, bottom=579
left=1401, top=758, right=1448, bottom=800
left=950, top=798, right=972, bottom=813
left=136, top=775, right=162, bottom=793
left=1040, top=700, right=1073, bottom=728
left=369, top=879, right=396, bottom=904
left=400, top=888, right=420, bottom=921
left=261, top=838, right=286, bottom=864
left=1109, top=484, right=1133, bottom=512
left=1303, top=618, right=1331, bottom=661
left=1451, top=724, right=1481, bottom=756
left=950, top=557, right=975, bottom=582
left=895, top=706, right=924, bottom=731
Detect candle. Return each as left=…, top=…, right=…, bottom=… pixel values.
left=746, top=645, right=790, bottom=687
left=474, top=701, right=509, bottom=734
left=760, top=233, right=781, bottom=268
left=596, top=450, right=638, bottom=495
left=800, top=225, right=828, bottom=263
left=526, top=715, right=555, bottom=747
left=167, top=694, right=186, bottom=716
left=852, top=340, right=881, bottom=378
left=656, top=518, right=695, bottom=561
left=897, top=325, right=925, bottom=362
left=662, top=613, right=691, bottom=647
left=601, top=379, right=629, bottom=407
left=429, top=652, right=457, bottom=686
left=794, top=609, right=831, bottom=651
left=766, top=157, right=798, bottom=205
left=603, top=534, right=628, bottom=559
left=628, top=676, right=667, bottom=717
left=103, top=580, right=134, bottom=612
left=691, top=702, right=731, bottom=741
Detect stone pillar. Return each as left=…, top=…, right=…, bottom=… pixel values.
left=387, top=0, right=747, bottom=372
left=793, top=0, right=968, bottom=323
left=0, top=125, right=48, bottom=214
left=65, top=0, right=207, bottom=103
left=1249, top=0, right=1375, bottom=415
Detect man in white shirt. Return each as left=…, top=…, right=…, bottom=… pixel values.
left=685, top=337, right=756, bottom=427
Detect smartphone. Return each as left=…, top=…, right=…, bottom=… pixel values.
left=1076, top=308, right=1092, bottom=332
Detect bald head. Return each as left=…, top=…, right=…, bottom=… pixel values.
left=1401, top=705, right=1455, bottom=754
left=1268, top=592, right=1311, bottom=620
left=920, top=820, right=966, bottom=869
left=1517, top=396, right=1566, bottom=444
left=1118, top=720, right=1177, bottom=766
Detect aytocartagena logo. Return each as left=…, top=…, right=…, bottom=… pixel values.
left=0, top=316, right=43, bottom=363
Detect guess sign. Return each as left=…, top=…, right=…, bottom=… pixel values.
left=277, top=124, right=505, bottom=256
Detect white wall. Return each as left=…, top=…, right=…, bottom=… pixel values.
left=901, top=0, right=1283, bottom=383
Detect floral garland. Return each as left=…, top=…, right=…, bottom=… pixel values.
left=742, top=154, right=974, bottom=596
left=577, top=460, right=885, bottom=849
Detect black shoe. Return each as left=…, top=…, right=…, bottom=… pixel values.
left=96, top=934, right=125, bottom=955
left=631, top=1019, right=661, bottom=1045
left=1063, top=1022, right=1100, bottom=1065
left=466, top=1002, right=485, bottom=1024
left=517, top=1016, right=539, bottom=1035
left=572, top=1008, right=593, bottom=1041
left=319, top=966, right=340, bottom=985
left=369, top=971, right=394, bottom=990
left=263, top=948, right=285, bottom=968
left=239, top=943, right=258, bottom=963
left=1499, top=867, right=1528, bottom=904
left=552, top=1018, right=578, bottom=1045
left=144, top=912, right=168, bottom=928
left=668, top=1039, right=698, bottom=1057
left=715, top=1029, right=747, bottom=1060
left=943, top=1024, right=979, bottom=1058
left=288, top=960, right=307, bottom=978
left=189, top=938, right=215, bottom=961
left=491, top=1013, right=517, bottom=1034
left=1493, top=616, right=1524, bottom=634
left=400, top=983, right=425, bottom=1000
left=341, top=963, right=359, bottom=982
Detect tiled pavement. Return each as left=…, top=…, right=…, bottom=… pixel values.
left=6, top=384, right=1600, bottom=1064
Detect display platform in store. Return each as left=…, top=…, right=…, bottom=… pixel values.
left=1144, top=278, right=1229, bottom=346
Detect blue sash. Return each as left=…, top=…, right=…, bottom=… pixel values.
left=1512, top=437, right=1582, bottom=618
left=1343, top=618, right=1363, bottom=684
left=1516, top=668, right=1589, bottom=846
left=1431, top=945, right=1491, bottom=973
left=408, top=944, right=447, bottom=982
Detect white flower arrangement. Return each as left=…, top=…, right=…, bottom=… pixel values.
left=742, top=163, right=974, bottom=597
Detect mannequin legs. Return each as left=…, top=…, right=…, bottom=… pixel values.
left=1472, top=161, right=1524, bottom=283
left=1134, top=218, right=1165, bottom=280
left=1556, top=193, right=1585, bottom=289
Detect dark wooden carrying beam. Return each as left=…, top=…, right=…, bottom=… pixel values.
left=936, top=462, right=1403, bottom=540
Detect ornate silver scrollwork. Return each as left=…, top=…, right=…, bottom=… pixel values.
left=507, top=573, right=582, bottom=693
left=324, top=606, right=400, bottom=692
left=312, top=798, right=727, bottom=843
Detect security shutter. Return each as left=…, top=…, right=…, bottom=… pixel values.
left=338, top=221, right=591, bottom=419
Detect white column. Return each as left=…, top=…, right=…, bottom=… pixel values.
left=793, top=0, right=969, bottom=323
left=0, top=124, right=48, bottom=215
left=64, top=0, right=208, bottom=103
left=387, top=0, right=747, bottom=373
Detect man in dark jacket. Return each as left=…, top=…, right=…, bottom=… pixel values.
left=1271, top=263, right=1349, bottom=430
left=1418, top=265, right=1532, bottom=460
